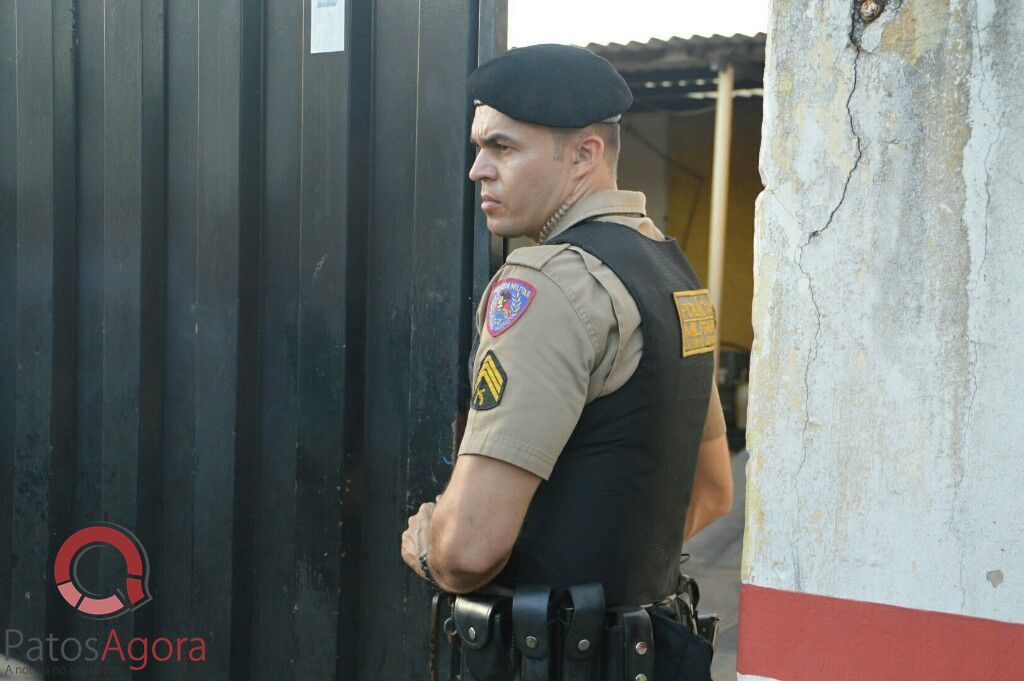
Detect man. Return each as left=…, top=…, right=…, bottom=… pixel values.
left=401, top=43, right=732, bottom=676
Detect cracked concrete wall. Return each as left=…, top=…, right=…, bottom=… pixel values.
left=742, top=0, right=1024, bottom=670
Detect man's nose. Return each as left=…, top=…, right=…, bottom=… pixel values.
left=468, top=152, right=494, bottom=182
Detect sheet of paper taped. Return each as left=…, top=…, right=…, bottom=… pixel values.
left=310, top=0, right=345, bottom=54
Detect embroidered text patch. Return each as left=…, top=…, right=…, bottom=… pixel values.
left=673, top=289, right=717, bottom=357
left=487, top=278, right=536, bottom=336
left=472, top=351, right=507, bottom=410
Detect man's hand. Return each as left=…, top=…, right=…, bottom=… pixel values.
left=401, top=496, right=439, bottom=580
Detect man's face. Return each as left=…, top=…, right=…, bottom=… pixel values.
left=469, top=106, right=572, bottom=239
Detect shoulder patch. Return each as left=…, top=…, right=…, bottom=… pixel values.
left=487, top=278, right=536, bottom=337
left=673, top=289, right=717, bottom=357
left=471, top=351, right=507, bottom=410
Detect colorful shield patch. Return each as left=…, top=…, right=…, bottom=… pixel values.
left=673, top=289, right=717, bottom=357
left=471, top=351, right=507, bottom=410
left=486, top=278, right=536, bottom=337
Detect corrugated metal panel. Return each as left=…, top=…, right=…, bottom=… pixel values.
left=0, top=1, right=504, bottom=679
left=588, top=32, right=766, bottom=66
left=589, top=33, right=766, bottom=111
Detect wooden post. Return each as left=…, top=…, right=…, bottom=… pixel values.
left=708, top=64, right=735, bottom=367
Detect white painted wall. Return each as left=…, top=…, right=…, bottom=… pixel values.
left=746, top=0, right=1023, bottom=625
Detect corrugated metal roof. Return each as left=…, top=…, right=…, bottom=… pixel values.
left=587, top=33, right=766, bottom=111
left=588, top=32, right=765, bottom=67
left=589, top=31, right=764, bottom=50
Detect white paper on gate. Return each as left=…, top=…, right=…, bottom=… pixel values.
left=310, top=0, right=345, bottom=54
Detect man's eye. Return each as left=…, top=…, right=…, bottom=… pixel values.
left=496, top=144, right=510, bottom=152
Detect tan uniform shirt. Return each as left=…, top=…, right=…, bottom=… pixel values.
left=459, top=189, right=727, bottom=480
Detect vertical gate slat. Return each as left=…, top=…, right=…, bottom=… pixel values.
left=408, top=0, right=477, bottom=559
left=99, top=3, right=145, bottom=674
left=9, top=0, right=77, bottom=646
left=66, top=3, right=147, bottom=676
left=70, top=1, right=108, bottom=659
left=229, top=0, right=263, bottom=677
left=0, top=0, right=18, bottom=641
left=190, top=1, right=243, bottom=677
left=360, top=0, right=422, bottom=677
left=101, top=0, right=143, bottom=533
left=161, top=1, right=200, bottom=677
left=252, top=0, right=302, bottom=678
left=12, top=0, right=55, bottom=638
left=337, top=0, right=375, bottom=676
left=136, top=0, right=169, bottom=669
left=294, top=0, right=348, bottom=674
left=49, top=0, right=78, bottom=655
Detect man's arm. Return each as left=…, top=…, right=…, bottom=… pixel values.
left=401, top=257, right=599, bottom=591
left=683, top=434, right=733, bottom=540
left=402, top=453, right=541, bottom=593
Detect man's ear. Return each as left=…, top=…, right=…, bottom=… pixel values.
left=573, top=132, right=605, bottom=170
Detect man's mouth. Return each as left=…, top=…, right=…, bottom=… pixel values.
left=481, top=194, right=501, bottom=213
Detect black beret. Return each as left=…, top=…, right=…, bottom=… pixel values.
left=468, top=44, right=633, bottom=128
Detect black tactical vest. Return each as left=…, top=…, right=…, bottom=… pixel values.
left=479, top=220, right=715, bottom=607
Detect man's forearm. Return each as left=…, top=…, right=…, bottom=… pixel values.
left=684, top=435, right=733, bottom=540
left=427, top=508, right=510, bottom=593
left=428, top=556, right=502, bottom=594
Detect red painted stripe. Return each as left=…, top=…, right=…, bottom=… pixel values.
left=738, top=583, right=1024, bottom=681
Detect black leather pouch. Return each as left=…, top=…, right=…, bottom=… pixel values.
left=648, top=609, right=712, bottom=681
left=453, top=594, right=515, bottom=681
left=560, top=583, right=605, bottom=681
left=603, top=606, right=654, bottom=681
left=513, top=585, right=556, bottom=681
left=602, top=622, right=624, bottom=681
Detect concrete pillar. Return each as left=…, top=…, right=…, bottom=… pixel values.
left=740, top=1, right=1024, bottom=679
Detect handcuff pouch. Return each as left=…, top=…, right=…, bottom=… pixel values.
left=453, top=594, right=515, bottom=681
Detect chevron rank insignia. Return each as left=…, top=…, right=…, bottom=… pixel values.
left=471, top=351, right=507, bottom=411
left=487, top=278, right=536, bottom=337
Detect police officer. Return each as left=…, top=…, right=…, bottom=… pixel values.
left=401, top=43, right=733, bottom=678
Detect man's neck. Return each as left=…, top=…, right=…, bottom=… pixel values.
left=534, top=178, right=617, bottom=244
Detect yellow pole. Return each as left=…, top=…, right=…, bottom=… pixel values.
left=708, top=65, right=735, bottom=368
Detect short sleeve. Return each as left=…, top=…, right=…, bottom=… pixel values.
left=458, top=260, right=599, bottom=480
left=701, top=382, right=727, bottom=443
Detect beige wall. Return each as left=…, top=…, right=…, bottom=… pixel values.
left=617, top=112, right=670, bottom=229
left=664, top=98, right=763, bottom=351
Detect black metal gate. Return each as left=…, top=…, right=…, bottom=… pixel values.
left=0, top=1, right=506, bottom=678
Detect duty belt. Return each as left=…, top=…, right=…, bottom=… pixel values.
left=429, top=575, right=718, bottom=681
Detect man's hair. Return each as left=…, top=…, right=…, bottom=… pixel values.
left=551, top=123, right=621, bottom=177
